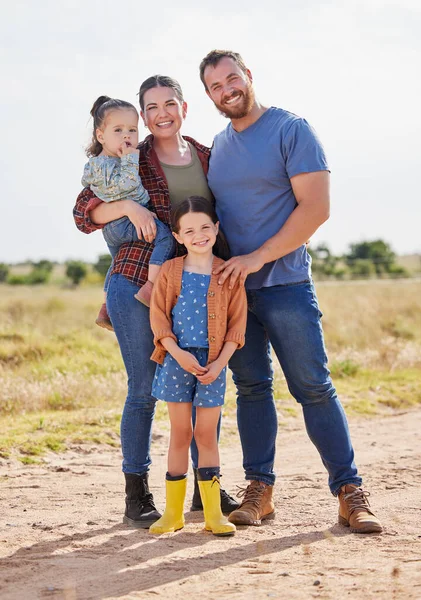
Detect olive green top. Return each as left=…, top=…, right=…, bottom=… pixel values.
left=160, top=143, right=213, bottom=210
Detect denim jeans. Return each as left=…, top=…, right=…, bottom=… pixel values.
left=103, top=216, right=175, bottom=290
left=107, top=273, right=200, bottom=474
left=229, top=280, right=362, bottom=495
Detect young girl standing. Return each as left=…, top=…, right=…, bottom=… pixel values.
left=149, top=196, right=247, bottom=536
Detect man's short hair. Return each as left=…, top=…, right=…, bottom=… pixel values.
left=199, top=50, right=248, bottom=89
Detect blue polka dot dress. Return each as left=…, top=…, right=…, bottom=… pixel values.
left=152, top=271, right=226, bottom=407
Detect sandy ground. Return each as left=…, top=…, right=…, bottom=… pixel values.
left=1, top=409, right=421, bottom=600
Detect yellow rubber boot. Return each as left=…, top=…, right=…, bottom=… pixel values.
left=198, top=477, right=236, bottom=537
left=149, top=477, right=187, bottom=534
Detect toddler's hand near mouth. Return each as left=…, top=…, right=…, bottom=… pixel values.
left=118, top=142, right=140, bottom=157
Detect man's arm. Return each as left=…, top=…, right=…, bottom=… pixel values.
left=214, top=170, right=330, bottom=288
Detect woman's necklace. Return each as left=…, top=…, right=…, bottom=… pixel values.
left=155, top=139, right=191, bottom=166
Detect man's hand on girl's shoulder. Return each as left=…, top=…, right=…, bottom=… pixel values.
left=213, top=251, right=265, bottom=289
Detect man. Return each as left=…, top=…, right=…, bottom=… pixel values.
left=199, top=49, right=382, bottom=533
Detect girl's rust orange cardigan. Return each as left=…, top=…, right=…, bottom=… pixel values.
left=149, top=256, right=248, bottom=365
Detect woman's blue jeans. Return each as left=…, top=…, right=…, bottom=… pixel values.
left=107, top=273, right=200, bottom=474
left=229, top=280, right=362, bottom=495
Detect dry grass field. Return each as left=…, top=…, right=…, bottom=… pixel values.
left=1, top=280, right=421, bottom=600
left=0, top=280, right=420, bottom=462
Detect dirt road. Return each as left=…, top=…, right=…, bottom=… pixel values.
left=1, top=410, right=420, bottom=600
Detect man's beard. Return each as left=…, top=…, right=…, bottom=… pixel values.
left=216, top=83, right=255, bottom=120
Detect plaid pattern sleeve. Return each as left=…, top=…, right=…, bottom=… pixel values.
left=73, top=187, right=105, bottom=234
left=73, top=136, right=211, bottom=288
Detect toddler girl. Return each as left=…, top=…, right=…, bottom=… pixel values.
left=149, top=196, right=247, bottom=536
left=82, top=96, right=175, bottom=329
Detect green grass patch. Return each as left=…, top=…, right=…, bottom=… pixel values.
left=19, top=456, right=42, bottom=465
left=345, top=398, right=378, bottom=416
left=280, top=406, right=299, bottom=417
left=0, top=367, right=420, bottom=459
left=0, top=407, right=123, bottom=458
left=335, top=369, right=421, bottom=415
left=330, top=359, right=360, bottom=378
left=1, top=284, right=421, bottom=460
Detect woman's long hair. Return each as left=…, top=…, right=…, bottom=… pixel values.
left=138, top=75, right=184, bottom=111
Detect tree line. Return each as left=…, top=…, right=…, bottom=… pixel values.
left=0, top=240, right=418, bottom=286
left=0, top=260, right=91, bottom=286
left=308, top=240, right=413, bottom=279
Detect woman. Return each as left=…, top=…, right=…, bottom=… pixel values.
left=73, top=75, right=239, bottom=528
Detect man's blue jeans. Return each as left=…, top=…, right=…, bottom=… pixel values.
left=229, top=280, right=362, bottom=495
left=107, top=273, right=202, bottom=474
left=103, top=216, right=175, bottom=291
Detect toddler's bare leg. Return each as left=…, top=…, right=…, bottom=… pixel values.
left=134, top=265, right=162, bottom=307
left=95, top=292, right=113, bottom=331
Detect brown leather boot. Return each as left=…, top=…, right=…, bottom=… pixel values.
left=228, top=480, right=275, bottom=526
left=134, top=281, right=154, bottom=307
left=338, top=484, right=383, bottom=533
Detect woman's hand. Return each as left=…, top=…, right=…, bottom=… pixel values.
left=196, top=360, right=224, bottom=385
left=125, top=202, right=157, bottom=242
left=173, top=349, right=208, bottom=377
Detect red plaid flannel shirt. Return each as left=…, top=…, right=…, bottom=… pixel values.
left=73, top=135, right=211, bottom=287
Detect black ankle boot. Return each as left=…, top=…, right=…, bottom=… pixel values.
left=190, top=468, right=240, bottom=514
left=123, top=472, right=161, bottom=528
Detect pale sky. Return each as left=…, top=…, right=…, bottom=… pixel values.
left=1, top=0, right=420, bottom=263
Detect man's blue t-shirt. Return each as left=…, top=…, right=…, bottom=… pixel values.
left=207, top=107, right=329, bottom=289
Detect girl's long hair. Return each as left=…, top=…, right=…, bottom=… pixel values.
left=86, top=96, right=138, bottom=157
left=171, top=196, right=231, bottom=261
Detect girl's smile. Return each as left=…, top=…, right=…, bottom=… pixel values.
left=173, top=212, right=219, bottom=257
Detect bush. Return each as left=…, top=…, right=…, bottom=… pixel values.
left=333, top=268, right=346, bottom=280
left=7, top=274, right=28, bottom=285
left=7, top=267, right=51, bottom=285
left=308, top=243, right=346, bottom=280
left=66, top=261, right=88, bottom=286
left=349, top=259, right=375, bottom=278
left=387, top=264, right=409, bottom=279
left=94, top=254, right=112, bottom=278
left=345, top=240, right=395, bottom=276
left=32, top=260, right=54, bottom=273
left=0, top=263, right=9, bottom=282
left=330, top=359, right=360, bottom=378
left=26, top=269, right=51, bottom=285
